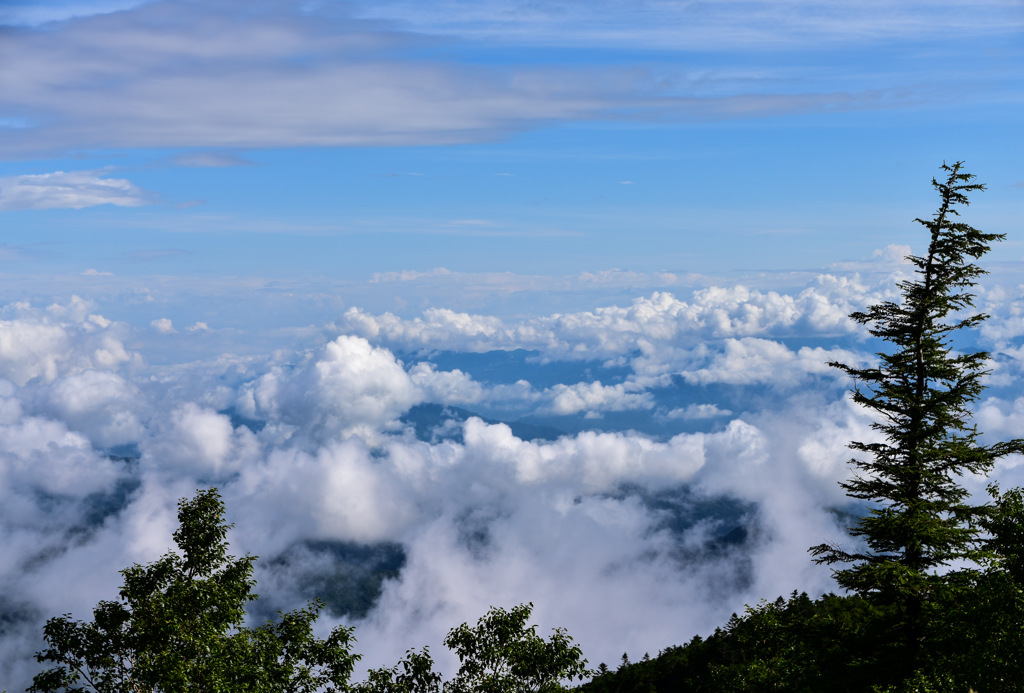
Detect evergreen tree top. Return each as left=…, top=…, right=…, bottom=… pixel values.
left=810, top=161, right=1024, bottom=675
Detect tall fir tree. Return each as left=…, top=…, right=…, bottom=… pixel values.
left=810, top=162, right=1024, bottom=668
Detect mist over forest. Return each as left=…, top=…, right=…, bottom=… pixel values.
left=3, top=252, right=1024, bottom=688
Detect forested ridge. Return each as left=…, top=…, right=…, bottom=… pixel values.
left=22, top=164, right=1024, bottom=692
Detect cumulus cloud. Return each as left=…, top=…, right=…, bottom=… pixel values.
left=336, top=405, right=857, bottom=673
left=680, top=339, right=865, bottom=387
left=37, top=369, right=143, bottom=448
left=237, top=335, right=423, bottom=443
left=0, top=170, right=152, bottom=210
left=976, top=396, right=1024, bottom=450
left=0, top=318, right=70, bottom=384
left=0, top=297, right=135, bottom=385
left=544, top=381, right=653, bottom=416
left=0, top=411, right=122, bottom=497
left=1, top=276, right=1021, bottom=689
left=408, top=363, right=485, bottom=405
left=661, top=403, right=733, bottom=420
left=151, top=317, right=176, bottom=333
left=326, top=276, right=887, bottom=421
left=233, top=438, right=420, bottom=549
left=338, top=276, right=878, bottom=361
left=142, top=403, right=258, bottom=479
left=980, top=283, right=1024, bottom=345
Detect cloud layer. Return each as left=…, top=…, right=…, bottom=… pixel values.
left=2, top=263, right=1022, bottom=688
left=1, top=0, right=1018, bottom=157
left=0, top=1, right=612, bottom=156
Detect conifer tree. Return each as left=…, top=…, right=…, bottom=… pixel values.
left=810, top=162, right=1024, bottom=667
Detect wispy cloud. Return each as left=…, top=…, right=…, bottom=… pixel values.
left=350, top=0, right=1024, bottom=48
left=1, top=0, right=1010, bottom=158
left=0, top=170, right=152, bottom=211
left=0, top=2, right=612, bottom=156
left=170, top=151, right=256, bottom=168
left=0, top=0, right=147, bottom=26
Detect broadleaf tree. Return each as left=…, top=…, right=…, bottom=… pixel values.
left=357, top=603, right=589, bottom=693
left=356, top=647, right=442, bottom=693
left=810, top=162, right=1024, bottom=670
left=30, top=488, right=360, bottom=693
left=442, top=602, right=590, bottom=693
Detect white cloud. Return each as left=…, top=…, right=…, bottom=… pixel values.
left=544, top=381, right=653, bottom=415
left=0, top=413, right=121, bottom=497
left=455, top=418, right=705, bottom=490
left=0, top=277, right=1022, bottom=689
left=828, top=243, right=913, bottom=272
left=0, top=319, right=69, bottom=385
left=337, top=277, right=878, bottom=370
left=0, top=170, right=151, bottom=210
left=344, top=404, right=857, bottom=674
left=661, top=403, right=733, bottom=420
left=408, top=363, right=485, bottom=405
left=238, top=335, right=423, bottom=443
left=981, top=284, right=1024, bottom=345
left=234, top=439, right=419, bottom=549
left=151, top=317, right=176, bottom=333
left=141, top=403, right=260, bottom=480
left=353, top=487, right=743, bottom=676
left=680, top=338, right=865, bottom=387
left=0, top=299, right=135, bottom=385
left=977, top=396, right=1024, bottom=444
left=38, top=369, right=143, bottom=448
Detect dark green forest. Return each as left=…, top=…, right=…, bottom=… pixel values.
left=26, top=164, right=1024, bottom=692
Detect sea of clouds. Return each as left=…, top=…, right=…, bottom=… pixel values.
left=3, top=251, right=1024, bottom=688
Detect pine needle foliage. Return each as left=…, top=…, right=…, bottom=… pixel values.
left=810, top=162, right=1024, bottom=663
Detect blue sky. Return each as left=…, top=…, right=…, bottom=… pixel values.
left=2, top=1, right=1024, bottom=687
left=2, top=0, right=1022, bottom=312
